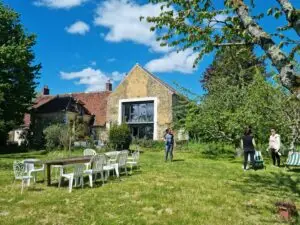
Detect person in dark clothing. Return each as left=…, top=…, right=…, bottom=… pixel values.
left=241, top=127, right=256, bottom=171
left=164, top=128, right=174, bottom=162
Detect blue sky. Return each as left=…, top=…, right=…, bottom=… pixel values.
left=3, top=0, right=299, bottom=96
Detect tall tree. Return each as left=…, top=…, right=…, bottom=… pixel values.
left=180, top=46, right=288, bottom=146
left=145, top=0, right=300, bottom=97
left=0, top=3, right=40, bottom=145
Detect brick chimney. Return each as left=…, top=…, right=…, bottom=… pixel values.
left=42, top=85, right=50, bottom=95
left=106, top=80, right=112, bottom=91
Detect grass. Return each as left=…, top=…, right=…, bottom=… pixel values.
left=0, top=149, right=299, bottom=225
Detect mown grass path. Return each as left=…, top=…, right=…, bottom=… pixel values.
left=0, top=151, right=299, bottom=224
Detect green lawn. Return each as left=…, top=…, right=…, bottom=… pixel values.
left=0, top=150, right=299, bottom=225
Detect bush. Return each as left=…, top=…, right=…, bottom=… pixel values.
left=43, top=124, right=69, bottom=150
left=131, top=138, right=164, bottom=149
left=201, top=142, right=235, bottom=158
left=108, top=124, right=132, bottom=150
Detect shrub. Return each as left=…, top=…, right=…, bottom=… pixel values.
left=43, top=124, right=69, bottom=150
left=108, top=124, right=132, bottom=150
left=201, top=142, right=235, bottom=158
left=131, top=138, right=164, bottom=150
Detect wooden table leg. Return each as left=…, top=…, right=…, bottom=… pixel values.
left=47, top=164, right=51, bottom=186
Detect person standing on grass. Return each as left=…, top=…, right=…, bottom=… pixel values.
left=268, top=128, right=281, bottom=167
left=164, top=128, right=174, bottom=162
left=241, top=127, right=256, bottom=171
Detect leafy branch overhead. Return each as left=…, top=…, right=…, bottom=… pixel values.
left=144, top=0, right=300, bottom=96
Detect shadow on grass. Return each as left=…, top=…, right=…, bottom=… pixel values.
left=0, top=151, right=47, bottom=159
left=28, top=187, right=45, bottom=192
left=233, top=171, right=300, bottom=196
left=286, top=167, right=300, bottom=173
left=171, top=159, right=184, bottom=162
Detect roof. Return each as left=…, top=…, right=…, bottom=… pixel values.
left=25, top=91, right=110, bottom=126
left=71, top=92, right=111, bottom=126
left=34, top=95, right=90, bottom=114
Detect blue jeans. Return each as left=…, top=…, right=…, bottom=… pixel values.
left=165, top=144, right=173, bottom=161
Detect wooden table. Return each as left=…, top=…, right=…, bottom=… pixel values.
left=43, top=156, right=92, bottom=186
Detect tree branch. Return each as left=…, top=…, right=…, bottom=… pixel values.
left=276, top=0, right=300, bottom=36
left=213, top=42, right=250, bottom=47
left=232, top=0, right=300, bottom=96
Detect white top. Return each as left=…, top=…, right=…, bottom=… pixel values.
left=269, top=134, right=280, bottom=151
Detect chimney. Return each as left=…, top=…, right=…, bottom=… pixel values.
left=42, top=85, right=50, bottom=95
left=106, top=80, right=112, bottom=91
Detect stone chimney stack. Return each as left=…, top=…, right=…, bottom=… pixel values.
left=42, top=85, right=50, bottom=95
left=106, top=80, right=112, bottom=91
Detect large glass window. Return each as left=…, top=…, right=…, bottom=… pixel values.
left=122, top=101, right=154, bottom=123
left=122, top=101, right=154, bottom=139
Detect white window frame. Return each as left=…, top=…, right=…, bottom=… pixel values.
left=118, top=97, right=158, bottom=140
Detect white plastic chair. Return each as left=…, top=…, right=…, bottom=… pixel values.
left=127, top=151, right=140, bottom=173
left=23, top=160, right=44, bottom=185
left=106, top=151, right=128, bottom=179
left=117, top=151, right=129, bottom=176
left=13, top=161, right=32, bottom=194
left=58, top=164, right=85, bottom=193
left=84, top=155, right=106, bottom=187
left=103, top=155, right=118, bottom=180
left=83, top=149, right=97, bottom=170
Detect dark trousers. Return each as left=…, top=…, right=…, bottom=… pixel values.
left=271, top=149, right=280, bottom=166
left=244, top=151, right=254, bottom=169
left=165, top=144, right=173, bottom=161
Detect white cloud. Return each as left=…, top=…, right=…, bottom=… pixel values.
left=60, top=67, right=125, bottom=92
left=111, top=71, right=125, bottom=81
left=34, top=0, right=88, bottom=9
left=145, top=49, right=198, bottom=74
left=66, top=21, right=90, bottom=35
left=94, top=0, right=171, bottom=53
left=107, top=58, right=116, bottom=63
left=90, top=61, right=97, bottom=66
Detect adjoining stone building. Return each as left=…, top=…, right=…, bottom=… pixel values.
left=106, top=64, right=179, bottom=140
left=11, top=64, right=186, bottom=145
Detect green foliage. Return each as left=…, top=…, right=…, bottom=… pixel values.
left=145, top=0, right=299, bottom=94
left=177, top=46, right=298, bottom=148
left=108, top=124, right=132, bottom=150
left=74, top=116, right=89, bottom=141
left=201, top=142, right=236, bottom=158
left=43, top=124, right=69, bottom=150
left=132, top=138, right=164, bottom=150
left=0, top=3, right=41, bottom=145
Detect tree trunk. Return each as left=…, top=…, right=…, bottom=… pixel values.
left=233, top=0, right=300, bottom=97
left=276, top=0, right=300, bottom=36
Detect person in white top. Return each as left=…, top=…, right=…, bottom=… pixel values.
left=268, top=128, right=281, bottom=167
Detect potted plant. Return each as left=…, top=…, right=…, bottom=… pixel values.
left=275, top=201, right=298, bottom=220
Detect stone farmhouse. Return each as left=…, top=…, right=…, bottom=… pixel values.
left=10, top=64, right=187, bottom=145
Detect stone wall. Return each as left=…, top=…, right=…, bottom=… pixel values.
left=107, top=65, right=176, bottom=140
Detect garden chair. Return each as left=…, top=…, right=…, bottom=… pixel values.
left=23, top=160, right=45, bottom=185
left=103, top=155, right=118, bottom=180
left=83, top=148, right=97, bottom=170
left=84, top=155, right=106, bottom=187
left=127, top=150, right=140, bottom=173
left=115, top=151, right=129, bottom=178
left=285, top=151, right=300, bottom=169
left=13, top=161, right=33, bottom=194
left=58, top=164, right=85, bottom=193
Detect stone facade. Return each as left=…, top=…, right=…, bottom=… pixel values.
left=106, top=64, right=177, bottom=140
